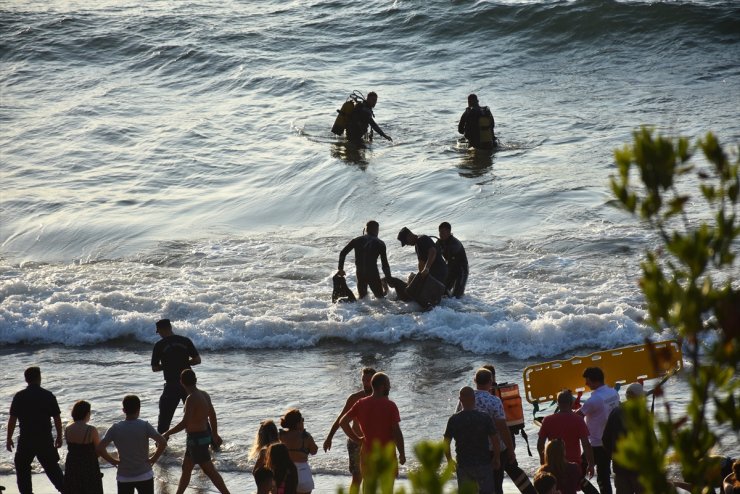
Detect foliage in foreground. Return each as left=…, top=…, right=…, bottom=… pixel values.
left=610, top=128, right=739, bottom=493
left=337, top=441, right=469, bottom=494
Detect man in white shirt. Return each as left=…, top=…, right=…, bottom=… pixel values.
left=578, top=367, right=620, bottom=494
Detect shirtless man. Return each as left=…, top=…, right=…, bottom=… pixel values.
left=163, top=369, right=230, bottom=494
left=323, top=367, right=376, bottom=490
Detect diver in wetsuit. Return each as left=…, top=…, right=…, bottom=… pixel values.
left=337, top=220, right=392, bottom=299
left=397, top=227, right=447, bottom=283
left=458, top=93, right=496, bottom=149
left=346, top=92, right=392, bottom=143
left=436, top=222, right=469, bottom=298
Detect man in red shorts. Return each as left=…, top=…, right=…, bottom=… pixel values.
left=339, top=372, right=406, bottom=491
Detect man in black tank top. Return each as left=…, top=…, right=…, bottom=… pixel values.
left=337, top=220, right=393, bottom=299
left=151, top=319, right=201, bottom=433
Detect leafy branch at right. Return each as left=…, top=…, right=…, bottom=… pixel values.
left=610, top=128, right=740, bottom=493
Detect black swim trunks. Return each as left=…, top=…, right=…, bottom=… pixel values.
left=185, top=431, right=212, bottom=464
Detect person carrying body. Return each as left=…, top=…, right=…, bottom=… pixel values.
left=458, top=93, right=496, bottom=149
left=436, top=222, right=469, bottom=298
left=346, top=91, right=392, bottom=143
left=337, top=220, right=392, bottom=299
left=397, top=227, right=447, bottom=283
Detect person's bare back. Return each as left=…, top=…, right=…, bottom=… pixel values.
left=183, top=389, right=212, bottom=433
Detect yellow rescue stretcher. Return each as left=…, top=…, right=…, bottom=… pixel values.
left=522, top=340, right=683, bottom=406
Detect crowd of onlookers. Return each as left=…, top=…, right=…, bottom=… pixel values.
left=6, top=319, right=739, bottom=494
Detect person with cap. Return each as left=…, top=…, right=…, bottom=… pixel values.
left=151, top=318, right=201, bottom=433
left=397, top=227, right=448, bottom=283
left=458, top=93, right=496, bottom=150
left=602, top=382, right=646, bottom=494
left=577, top=367, right=620, bottom=494
left=436, top=222, right=469, bottom=298
left=346, top=91, right=392, bottom=144
left=337, top=220, right=392, bottom=299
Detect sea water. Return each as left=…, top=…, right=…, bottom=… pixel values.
left=2, top=0, right=739, bottom=490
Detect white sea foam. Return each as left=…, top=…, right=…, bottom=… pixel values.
left=0, top=230, right=656, bottom=358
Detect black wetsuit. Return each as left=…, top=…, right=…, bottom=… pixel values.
left=458, top=104, right=495, bottom=149
left=415, top=235, right=448, bottom=283
left=346, top=101, right=388, bottom=142
left=338, top=234, right=392, bottom=298
left=151, top=335, right=200, bottom=433
left=436, top=234, right=469, bottom=298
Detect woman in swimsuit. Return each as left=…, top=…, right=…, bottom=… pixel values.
left=279, top=409, right=319, bottom=494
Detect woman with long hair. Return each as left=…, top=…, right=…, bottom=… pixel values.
left=63, top=400, right=103, bottom=494
left=266, top=443, right=298, bottom=494
left=279, top=409, right=318, bottom=494
left=536, top=439, right=581, bottom=494
left=251, top=420, right=279, bottom=493
left=251, top=420, right=279, bottom=466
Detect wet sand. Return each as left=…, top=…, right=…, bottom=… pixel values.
left=11, top=469, right=530, bottom=493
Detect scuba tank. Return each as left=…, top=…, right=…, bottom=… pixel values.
left=478, top=106, right=494, bottom=147
left=331, top=90, right=365, bottom=136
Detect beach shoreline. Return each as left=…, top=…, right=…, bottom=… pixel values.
left=5, top=468, right=531, bottom=493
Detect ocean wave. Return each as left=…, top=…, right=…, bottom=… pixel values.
left=0, top=234, right=652, bottom=358
left=3, top=1, right=737, bottom=68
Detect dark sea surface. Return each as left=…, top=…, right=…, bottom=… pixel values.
left=1, top=0, right=739, bottom=488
